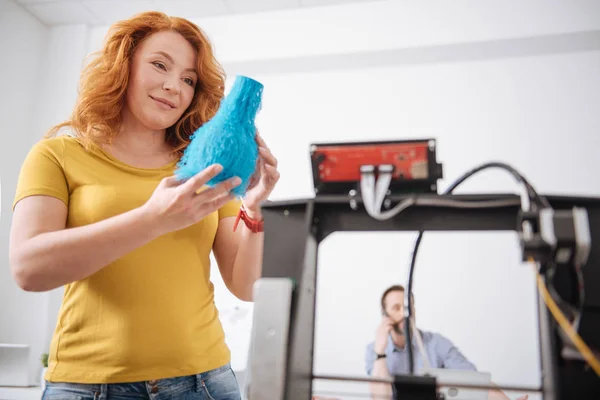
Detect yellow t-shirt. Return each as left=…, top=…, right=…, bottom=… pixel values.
left=13, top=136, right=242, bottom=383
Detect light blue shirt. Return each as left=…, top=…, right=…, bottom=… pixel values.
left=365, top=330, right=476, bottom=376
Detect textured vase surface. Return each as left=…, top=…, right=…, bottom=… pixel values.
left=176, top=75, right=263, bottom=197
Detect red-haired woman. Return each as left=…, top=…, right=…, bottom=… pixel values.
left=10, top=11, right=279, bottom=400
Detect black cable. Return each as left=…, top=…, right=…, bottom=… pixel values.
left=405, top=230, right=423, bottom=374
left=404, top=162, right=546, bottom=374
left=443, top=162, right=548, bottom=209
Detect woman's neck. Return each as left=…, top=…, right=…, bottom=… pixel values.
left=112, top=109, right=175, bottom=153
left=115, top=107, right=172, bottom=156
left=99, top=119, right=177, bottom=169
left=111, top=129, right=170, bottom=156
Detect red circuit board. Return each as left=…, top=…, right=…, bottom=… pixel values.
left=312, top=142, right=431, bottom=182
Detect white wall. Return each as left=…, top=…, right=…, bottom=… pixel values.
left=32, top=23, right=92, bottom=358
left=0, top=0, right=90, bottom=385
left=2, top=0, right=599, bottom=397
left=0, top=0, right=50, bottom=386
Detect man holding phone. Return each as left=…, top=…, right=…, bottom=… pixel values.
left=366, top=285, right=476, bottom=380
left=365, top=285, right=527, bottom=400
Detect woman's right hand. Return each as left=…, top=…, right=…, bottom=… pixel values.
left=141, top=164, right=241, bottom=236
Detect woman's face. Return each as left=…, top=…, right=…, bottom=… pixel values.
left=123, top=30, right=198, bottom=132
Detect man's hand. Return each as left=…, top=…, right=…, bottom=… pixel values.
left=371, top=317, right=394, bottom=399
left=374, top=317, right=393, bottom=354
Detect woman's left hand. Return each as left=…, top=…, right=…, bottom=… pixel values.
left=242, top=132, right=280, bottom=219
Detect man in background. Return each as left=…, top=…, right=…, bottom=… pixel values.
left=365, top=285, right=527, bottom=400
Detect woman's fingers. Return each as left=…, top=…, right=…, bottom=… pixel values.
left=179, top=164, right=224, bottom=196
left=263, top=163, right=280, bottom=183
left=194, top=176, right=241, bottom=203
left=255, top=132, right=266, bottom=147
left=255, top=134, right=278, bottom=168
left=259, top=146, right=278, bottom=168
left=198, top=190, right=237, bottom=215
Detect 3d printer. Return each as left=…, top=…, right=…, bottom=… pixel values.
left=247, top=138, right=600, bottom=400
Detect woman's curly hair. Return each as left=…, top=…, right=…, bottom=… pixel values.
left=46, top=11, right=225, bottom=156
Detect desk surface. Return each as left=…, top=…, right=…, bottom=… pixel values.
left=0, top=386, right=42, bottom=400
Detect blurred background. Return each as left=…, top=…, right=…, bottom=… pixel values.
left=1, top=1, right=599, bottom=399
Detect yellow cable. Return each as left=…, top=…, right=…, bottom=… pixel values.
left=529, top=258, right=600, bottom=376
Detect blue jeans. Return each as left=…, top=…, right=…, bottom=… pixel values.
left=42, top=364, right=241, bottom=400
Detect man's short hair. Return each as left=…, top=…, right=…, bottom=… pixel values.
left=381, top=284, right=406, bottom=310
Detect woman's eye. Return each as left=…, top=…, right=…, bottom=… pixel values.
left=152, top=62, right=166, bottom=70
left=183, top=78, right=195, bottom=86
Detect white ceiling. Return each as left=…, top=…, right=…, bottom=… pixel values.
left=15, top=0, right=380, bottom=26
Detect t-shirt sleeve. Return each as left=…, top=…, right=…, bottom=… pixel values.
left=218, top=197, right=242, bottom=220
left=13, top=139, right=69, bottom=209
left=365, top=342, right=376, bottom=375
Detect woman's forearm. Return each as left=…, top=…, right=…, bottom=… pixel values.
left=11, top=206, right=159, bottom=292
left=230, top=226, right=264, bottom=302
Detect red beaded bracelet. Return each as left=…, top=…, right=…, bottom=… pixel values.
left=233, top=206, right=264, bottom=233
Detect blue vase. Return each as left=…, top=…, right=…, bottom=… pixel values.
left=176, top=75, right=263, bottom=197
